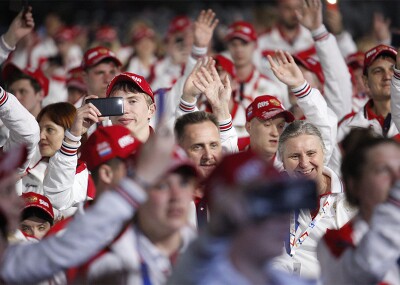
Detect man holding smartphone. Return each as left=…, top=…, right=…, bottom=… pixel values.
left=105, top=72, right=155, bottom=143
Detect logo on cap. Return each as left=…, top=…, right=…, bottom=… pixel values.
left=257, top=101, right=269, bottom=109
left=118, top=135, right=135, bottom=149
left=39, top=199, right=49, bottom=208
left=365, top=48, right=377, bottom=59
left=25, top=196, right=38, bottom=203
left=97, top=141, right=112, bottom=157
left=270, top=98, right=281, bottom=107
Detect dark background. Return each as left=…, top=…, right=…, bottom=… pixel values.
left=1, top=0, right=400, bottom=44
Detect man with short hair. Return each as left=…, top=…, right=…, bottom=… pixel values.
left=2, top=63, right=49, bottom=118
left=81, top=46, right=122, bottom=97
left=106, top=72, right=156, bottom=142
left=224, top=21, right=283, bottom=138
left=338, top=44, right=398, bottom=142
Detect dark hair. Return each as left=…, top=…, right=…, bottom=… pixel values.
left=174, top=111, right=219, bottom=144
left=21, top=207, right=54, bottom=226
left=341, top=128, right=400, bottom=206
left=90, top=157, right=124, bottom=185
left=37, top=102, right=76, bottom=130
left=109, top=81, right=153, bottom=107
left=364, top=54, right=396, bottom=76
left=7, top=73, right=42, bottom=94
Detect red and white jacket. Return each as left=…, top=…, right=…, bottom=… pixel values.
left=390, top=67, right=400, bottom=134
left=317, top=186, right=400, bottom=285
left=67, top=224, right=196, bottom=285
left=272, top=166, right=357, bottom=279
left=0, top=178, right=148, bottom=284
left=0, top=87, right=40, bottom=177
left=150, top=56, right=185, bottom=91
left=22, top=140, right=92, bottom=220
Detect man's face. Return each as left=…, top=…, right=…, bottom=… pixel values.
left=9, top=79, right=43, bottom=116
left=246, top=115, right=286, bottom=160
left=363, top=56, right=395, bottom=102
left=277, top=0, right=302, bottom=29
left=109, top=91, right=155, bottom=141
left=180, top=121, right=222, bottom=179
left=227, top=39, right=256, bottom=68
left=84, top=62, right=120, bottom=97
left=167, top=30, right=193, bottom=65
left=138, top=172, right=196, bottom=236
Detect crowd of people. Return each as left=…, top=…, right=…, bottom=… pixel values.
left=0, top=0, right=399, bottom=284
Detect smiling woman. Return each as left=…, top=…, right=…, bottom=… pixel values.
left=272, top=120, right=357, bottom=279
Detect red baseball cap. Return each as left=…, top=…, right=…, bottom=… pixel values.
left=81, top=46, right=122, bottom=70
left=214, top=54, right=236, bottom=79
left=225, top=21, right=257, bottom=43
left=293, top=55, right=325, bottom=85
left=246, top=95, right=294, bottom=123
left=0, top=144, right=28, bottom=181
left=106, top=72, right=155, bottom=103
left=132, top=25, right=156, bottom=43
left=204, top=151, right=281, bottom=198
left=95, top=26, right=118, bottom=43
left=167, top=16, right=192, bottom=37
left=21, top=192, right=54, bottom=223
left=363, top=44, right=397, bottom=75
left=346, top=51, right=364, bottom=70
left=80, top=125, right=142, bottom=171
left=2, top=63, right=50, bottom=96
left=66, top=67, right=87, bottom=92
left=54, top=27, right=75, bottom=42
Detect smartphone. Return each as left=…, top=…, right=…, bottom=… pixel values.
left=85, top=97, right=124, bottom=117
left=245, top=179, right=317, bottom=221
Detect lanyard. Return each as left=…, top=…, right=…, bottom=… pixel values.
left=140, top=260, right=152, bottom=285
left=289, top=195, right=334, bottom=257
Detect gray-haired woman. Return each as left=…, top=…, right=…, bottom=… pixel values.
left=272, top=120, right=356, bottom=279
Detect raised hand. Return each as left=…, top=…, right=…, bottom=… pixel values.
left=325, top=8, right=343, bottom=35
left=70, top=95, right=103, bottom=137
left=372, top=13, right=391, bottom=43
left=267, top=50, right=305, bottom=88
left=193, top=9, right=219, bottom=48
left=133, top=118, right=175, bottom=188
left=193, top=57, right=231, bottom=120
left=3, top=7, right=35, bottom=48
left=296, top=0, right=322, bottom=31
left=182, top=58, right=207, bottom=103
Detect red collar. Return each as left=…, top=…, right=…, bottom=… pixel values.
left=365, top=100, right=386, bottom=127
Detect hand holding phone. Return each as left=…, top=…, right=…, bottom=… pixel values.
left=85, top=97, right=124, bottom=117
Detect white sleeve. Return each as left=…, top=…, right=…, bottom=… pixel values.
left=43, top=139, right=87, bottom=211
left=312, top=25, right=353, bottom=121
left=219, top=116, right=238, bottom=154
left=0, top=87, right=40, bottom=174
left=334, top=31, right=357, bottom=59
left=0, top=35, right=15, bottom=65
left=0, top=178, right=147, bottom=284
left=318, top=182, right=400, bottom=285
left=292, top=81, right=338, bottom=164
left=391, top=67, right=400, bottom=131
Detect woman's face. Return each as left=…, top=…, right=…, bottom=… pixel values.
left=20, top=216, right=51, bottom=240
left=282, top=134, right=325, bottom=182
left=138, top=172, right=196, bottom=236
left=39, top=114, right=65, bottom=157
left=354, top=143, right=400, bottom=219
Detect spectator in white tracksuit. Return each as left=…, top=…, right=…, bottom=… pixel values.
left=271, top=120, right=356, bottom=279
left=67, top=126, right=199, bottom=284
left=170, top=151, right=318, bottom=285
left=338, top=44, right=398, bottom=142
left=0, top=118, right=176, bottom=285
left=390, top=47, right=400, bottom=135
left=317, top=128, right=400, bottom=285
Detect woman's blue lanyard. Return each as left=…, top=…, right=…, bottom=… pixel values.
left=140, top=259, right=152, bottom=285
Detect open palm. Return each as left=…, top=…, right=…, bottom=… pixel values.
left=267, top=50, right=305, bottom=88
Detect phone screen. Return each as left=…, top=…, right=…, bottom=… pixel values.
left=86, top=97, right=124, bottom=117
